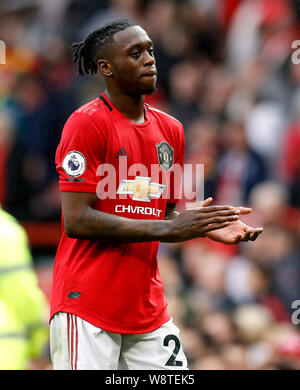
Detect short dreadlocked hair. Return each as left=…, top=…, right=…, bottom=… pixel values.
left=72, top=19, right=138, bottom=76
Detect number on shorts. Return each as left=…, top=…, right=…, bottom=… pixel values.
left=163, top=334, right=183, bottom=366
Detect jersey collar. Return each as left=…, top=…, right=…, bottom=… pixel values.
left=99, top=92, right=150, bottom=127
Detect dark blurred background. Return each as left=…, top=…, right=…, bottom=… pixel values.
left=1, top=0, right=300, bottom=370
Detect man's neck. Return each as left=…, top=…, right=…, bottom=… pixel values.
left=105, top=88, right=145, bottom=124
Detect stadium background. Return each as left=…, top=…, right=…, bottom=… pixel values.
left=1, top=0, right=300, bottom=370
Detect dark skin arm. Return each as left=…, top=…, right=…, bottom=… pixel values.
left=62, top=192, right=240, bottom=243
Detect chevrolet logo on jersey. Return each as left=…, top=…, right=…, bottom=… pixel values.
left=117, top=176, right=166, bottom=202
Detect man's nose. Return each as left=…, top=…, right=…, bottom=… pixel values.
left=143, top=51, right=155, bottom=66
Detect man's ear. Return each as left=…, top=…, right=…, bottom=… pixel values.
left=97, top=59, right=113, bottom=77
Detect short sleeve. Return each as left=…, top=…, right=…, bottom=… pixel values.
left=55, top=112, right=106, bottom=193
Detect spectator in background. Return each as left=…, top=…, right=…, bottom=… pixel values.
left=0, top=205, right=49, bottom=369
left=245, top=224, right=300, bottom=317
left=247, top=180, right=300, bottom=235
left=213, top=120, right=266, bottom=205
left=0, top=111, right=15, bottom=205
left=278, top=94, right=300, bottom=207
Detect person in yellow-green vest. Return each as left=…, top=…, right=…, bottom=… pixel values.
left=0, top=205, right=49, bottom=369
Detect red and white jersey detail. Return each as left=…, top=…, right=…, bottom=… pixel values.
left=51, top=93, right=185, bottom=334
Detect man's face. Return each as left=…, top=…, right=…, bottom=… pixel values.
left=107, top=26, right=157, bottom=95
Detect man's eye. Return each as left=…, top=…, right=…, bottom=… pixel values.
left=131, top=51, right=141, bottom=58
left=148, top=49, right=154, bottom=56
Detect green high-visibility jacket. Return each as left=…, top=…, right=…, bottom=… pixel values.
left=0, top=207, right=49, bottom=369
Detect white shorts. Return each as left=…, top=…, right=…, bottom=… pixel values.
left=50, top=312, right=188, bottom=370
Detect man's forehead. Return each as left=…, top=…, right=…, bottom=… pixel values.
left=113, top=25, right=152, bottom=48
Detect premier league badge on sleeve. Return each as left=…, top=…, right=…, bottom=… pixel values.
left=156, top=141, right=174, bottom=172
left=62, top=151, right=87, bottom=177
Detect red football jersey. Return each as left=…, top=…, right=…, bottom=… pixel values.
left=50, top=93, right=185, bottom=334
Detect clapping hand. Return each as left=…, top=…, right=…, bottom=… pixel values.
left=185, top=198, right=263, bottom=245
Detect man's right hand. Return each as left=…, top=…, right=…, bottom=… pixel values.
left=167, top=204, right=240, bottom=242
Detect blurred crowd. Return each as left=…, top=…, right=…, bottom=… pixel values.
left=1, top=0, right=300, bottom=369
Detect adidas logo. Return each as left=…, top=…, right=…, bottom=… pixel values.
left=115, top=147, right=129, bottom=159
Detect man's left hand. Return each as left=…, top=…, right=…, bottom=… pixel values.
left=185, top=198, right=263, bottom=245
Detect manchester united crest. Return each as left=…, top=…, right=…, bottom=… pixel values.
left=156, top=141, right=174, bottom=171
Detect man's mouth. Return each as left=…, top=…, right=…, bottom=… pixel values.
left=140, top=71, right=157, bottom=78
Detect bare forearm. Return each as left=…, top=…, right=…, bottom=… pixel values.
left=66, top=206, right=173, bottom=242
left=63, top=193, right=241, bottom=243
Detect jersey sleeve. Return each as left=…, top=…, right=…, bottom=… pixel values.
left=168, top=123, right=185, bottom=204
left=55, top=112, right=106, bottom=193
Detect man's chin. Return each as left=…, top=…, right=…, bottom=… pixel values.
left=141, top=85, right=157, bottom=96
